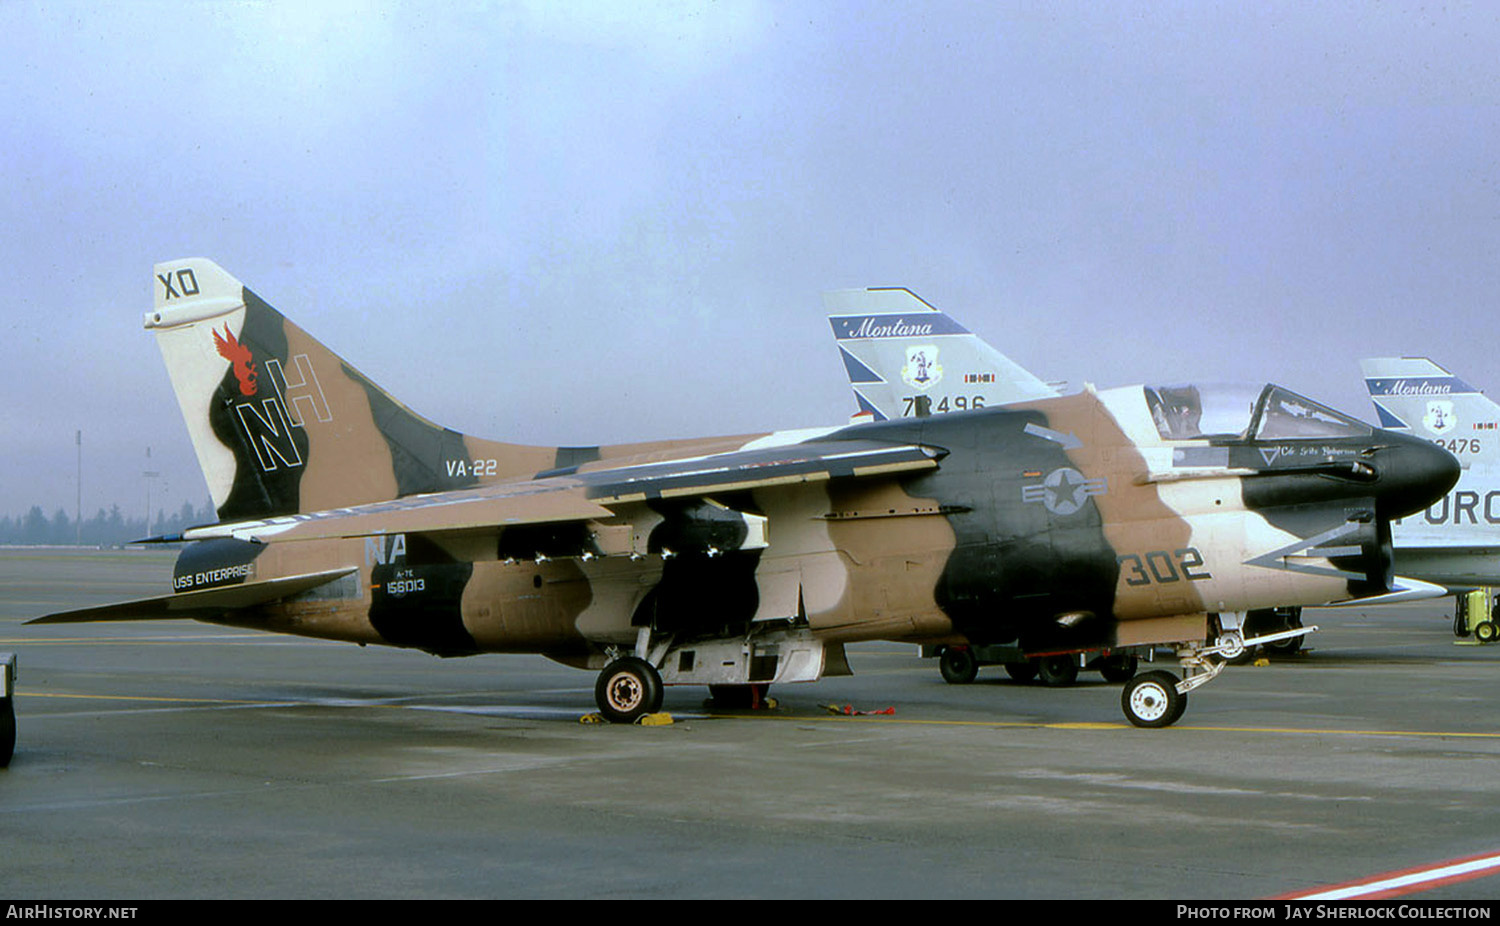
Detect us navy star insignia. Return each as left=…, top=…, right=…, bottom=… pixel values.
left=1021, top=466, right=1107, bottom=515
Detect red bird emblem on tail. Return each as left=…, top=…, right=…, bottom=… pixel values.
left=213, top=325, right=259, bottom=396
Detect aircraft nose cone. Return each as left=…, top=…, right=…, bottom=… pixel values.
left=1370, top=431, right=1460, bottom=518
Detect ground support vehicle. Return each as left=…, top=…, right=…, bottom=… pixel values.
left=924, top=643, right=1145, bottom=687
left=1454, top=589, right=1498, bottom=642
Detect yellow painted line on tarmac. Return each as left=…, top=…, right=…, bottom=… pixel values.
left=19, top=691, right=275, bottom=706
left=718, top=711, right=1121, bottom=730
left=1184, top=724, right=1500, bottom=739
left=717, top=710, right=1500, bottom=739
left=17, top=690, right=436, bottom=709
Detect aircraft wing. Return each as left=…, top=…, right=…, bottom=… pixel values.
left=179, top=438, right=943, bottom=546
left=182, top=483, right=618, bottom=544
left=29, top=568, right=358, bottom=624
left=577, top=438, right=943, bottom=501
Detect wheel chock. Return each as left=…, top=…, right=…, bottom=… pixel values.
left=636, top=712, right=674, bottom=726
left=822, top=704, right=896, bottom=716
left=579, top=712, right=605, bottom=724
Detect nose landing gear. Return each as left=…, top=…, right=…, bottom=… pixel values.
left=1120, top=623, right=1317, bottom=728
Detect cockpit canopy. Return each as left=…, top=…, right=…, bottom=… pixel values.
left=1145, top=383, right=1373, bottom=442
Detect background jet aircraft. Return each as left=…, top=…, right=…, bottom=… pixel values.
left=1363, top=359, right=1500, bottom=630
left=32, top=260, right=1458, bottom=728
left=827, top=287, right=1059, bottom=422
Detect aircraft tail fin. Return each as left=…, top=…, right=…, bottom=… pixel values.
left=826, top=287, right=1056, bottom=421
left=148, top=259, right=555, bottom=522
left=1360, top=357, right=1498, bottom=466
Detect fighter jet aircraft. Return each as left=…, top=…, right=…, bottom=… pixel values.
left=1363, top=358, right=1500, bottom=604
left=32, top=261, right=1458, bottom=728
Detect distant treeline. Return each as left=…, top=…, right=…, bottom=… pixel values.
left=0, top=500, right=216, bottom=547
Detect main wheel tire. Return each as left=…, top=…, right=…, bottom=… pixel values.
left=1036, top=655, right=1079, bottom=687
left=1121, top=671, right=1187, bottom=728
left=938, top=647, right=980, bottom=684
left=1264, top=608, right=1305, bottom=655
left=1097, top=655, right=1139, bottom=683
left=595, top=657, right=664, bottom=723
left=1004, top=660, right=1039, bottom=683
left=1264, top=635, right=1303, bottom=655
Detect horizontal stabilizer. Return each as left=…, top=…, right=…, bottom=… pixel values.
left=28, top=568, right=357, bottom=624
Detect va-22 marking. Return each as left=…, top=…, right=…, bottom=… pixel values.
left=445, top=458, right=500, bottom=478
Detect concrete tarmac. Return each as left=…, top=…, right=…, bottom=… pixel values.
left=3, top=548, right=1500, bottom=900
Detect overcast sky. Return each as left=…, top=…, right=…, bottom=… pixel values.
left=4, top=1, right=1499, bottom=522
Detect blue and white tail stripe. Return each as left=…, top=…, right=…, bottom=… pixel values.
left=839, top=347, right=884, bottom=385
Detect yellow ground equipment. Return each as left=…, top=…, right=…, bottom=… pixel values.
left=1455, top=589, right=1498, bottom=643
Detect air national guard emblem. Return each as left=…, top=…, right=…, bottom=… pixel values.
left=1424, top=400, right=1456, bottom=436
left=901, top=345, right=942, bottom=391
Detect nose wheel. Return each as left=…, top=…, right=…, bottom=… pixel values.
left=1121, top=671, right=1187, bottom=728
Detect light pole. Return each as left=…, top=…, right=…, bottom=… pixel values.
left=143, top=447, right=158, bottom=538
left=75, top=430, right=81, bottom=546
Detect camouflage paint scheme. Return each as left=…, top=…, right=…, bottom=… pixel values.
left=34, top=260, right=1460, bottom=726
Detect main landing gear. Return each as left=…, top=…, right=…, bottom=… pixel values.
left=594, top=656, right=664, bottom=724
left=594, top=657, right=666, bottom=723
left=593, top=625, right=673, bottom=723
left=592, top=654, right=783, bottom=722
left=589, top=624, right=823, bottom=723
left=1211, top=608, right=1305, bottom=665
left=1120, top=623, right=1318, bottom=728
